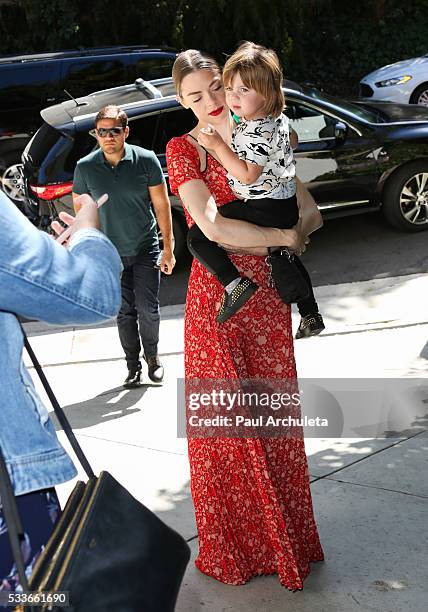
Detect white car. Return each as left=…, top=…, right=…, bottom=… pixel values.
left=359, top=54, right=428, bottom=106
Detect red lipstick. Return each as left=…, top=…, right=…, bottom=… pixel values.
left=209, top=106, right=223, bottom=116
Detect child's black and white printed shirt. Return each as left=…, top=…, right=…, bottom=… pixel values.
left=228, top=113, right=296, bottom=200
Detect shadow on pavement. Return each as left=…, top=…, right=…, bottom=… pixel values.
left=51, top=384, right=156, bottom=430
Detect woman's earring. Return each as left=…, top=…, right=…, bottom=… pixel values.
left=176, top=95, right=188, bottom=109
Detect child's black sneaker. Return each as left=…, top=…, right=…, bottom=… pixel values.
left=295, top=313, right=325, bottom=339
left=217, top=277, right=258, bottom=324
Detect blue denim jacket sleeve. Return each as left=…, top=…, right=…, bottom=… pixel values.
left=0, top=192, right=122, bottom=325
left=0, top=192, right=122, bottom=496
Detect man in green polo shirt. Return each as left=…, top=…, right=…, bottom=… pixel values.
left=72, top=105, right=175, bottom=387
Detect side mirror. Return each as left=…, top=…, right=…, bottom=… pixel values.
left=335, top=121, right=348, bottom=142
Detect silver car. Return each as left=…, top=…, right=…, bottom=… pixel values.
left=359, top=54, right=428, bottom=106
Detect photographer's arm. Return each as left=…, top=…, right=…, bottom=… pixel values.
left=0, top=192, right=121, bottom=325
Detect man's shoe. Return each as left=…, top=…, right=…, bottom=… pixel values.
left=216, top=278, right=258, bottom=324
left=144, top=354, right=164, bottom=383
left=123, top=366, right=142, bottom=388
left=295, top=313, right=325, bottom=339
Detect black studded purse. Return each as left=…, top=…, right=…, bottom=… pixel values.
left=266, top=247, right=310, bottom=304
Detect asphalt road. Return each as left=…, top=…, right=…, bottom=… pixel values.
left=159, top=210, right=428, bottom=306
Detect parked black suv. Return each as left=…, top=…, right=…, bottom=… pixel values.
left=0, top=45, right=177, bottom=205
left=23, top=76, right=428, bottom=264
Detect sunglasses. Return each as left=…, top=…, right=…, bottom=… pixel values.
left=90, top=127, right=125, bottom=138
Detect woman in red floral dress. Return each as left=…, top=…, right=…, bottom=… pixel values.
left=166, top=49, right=324, bottom=590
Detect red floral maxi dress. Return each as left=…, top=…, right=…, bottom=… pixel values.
left=166, top=136, right=324, bottom=590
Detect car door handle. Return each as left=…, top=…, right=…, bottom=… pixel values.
left=377, top=148, right=389, bottom=160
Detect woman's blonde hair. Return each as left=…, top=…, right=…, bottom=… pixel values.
left=223, top=41, right=285, bottom=118
left=172, top=49, right=221, bottom=97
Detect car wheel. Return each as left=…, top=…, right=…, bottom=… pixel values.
left=382, top=161, right=428, bottom=231
left=409, top=82, right=428, bottom=106
left=1, top=160, right=26, bottom=209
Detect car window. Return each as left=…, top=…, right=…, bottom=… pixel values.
left=64, top=132, right=95, bottom=172
left=154, top=107, right=196, bottom=153
left=127, top=113, right=161, bottom=150
left=303, top=88, right=382, bottom=123
left=61, top=59, right=127, bottom=97
left=0, top=63, right=61, bottom=112
left=24, top=123, right=64, bottom=165
left=25, top=123, right=83, bottom=182
left=133, top=56, right=175, bottom=81
left=285, top=103, right=338, bottom=142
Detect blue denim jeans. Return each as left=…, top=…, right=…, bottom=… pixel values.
left=117, top=247, right=161, bottom=370
left=0, top=192, right=121, bottom=496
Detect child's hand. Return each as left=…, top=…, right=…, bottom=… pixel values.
left=197, top=125, right=224, bottom=150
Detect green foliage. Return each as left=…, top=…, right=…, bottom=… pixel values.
left=0, top=0, right=181, bottom=54
left=285, top=0, right=428, bottom=96
left=1, top=0, right=427, bottom=97
left=179, top=0, right=293, bottom=66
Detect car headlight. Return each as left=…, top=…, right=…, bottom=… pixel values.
left=375, top=75, right=412, bottom=88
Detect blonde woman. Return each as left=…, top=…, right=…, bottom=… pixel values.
left=166, top=48, right=324, bottom=590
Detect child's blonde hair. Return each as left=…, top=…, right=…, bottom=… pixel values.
left=223, top=41, right=285, bottom=118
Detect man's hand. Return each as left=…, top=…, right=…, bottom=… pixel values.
left=197, top=125, right=224, bottom=151
left=149, top=182, right=175, bottom=271
left=158, top=249, right=175, bottom=275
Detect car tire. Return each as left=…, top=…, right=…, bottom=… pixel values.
left=0, top=152, right=26, bottom=210
left=382, top=161, right=428, bottom=232
left=409, top=82, right=428, bottom=106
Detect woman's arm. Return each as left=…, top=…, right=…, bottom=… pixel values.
left=296, top=177, right=323, bottom=236
left=178, top=179, right=300, bottom=249
left=289, top=129, right=322, bottom=235
left=290, top=128, right=299, bottom=151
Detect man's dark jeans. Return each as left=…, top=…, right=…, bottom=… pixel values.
left=117, top=246, right=160, bottom=371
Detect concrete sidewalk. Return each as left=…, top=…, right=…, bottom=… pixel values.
left=24, top=273, right=428, bottom=612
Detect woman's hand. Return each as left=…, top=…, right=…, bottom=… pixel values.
left=293, top=234, right=310, bottom=256
left=280, top=220, right=310, bottom=255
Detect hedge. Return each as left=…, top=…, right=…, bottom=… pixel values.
left=1, top=0, right=427, bottom=99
